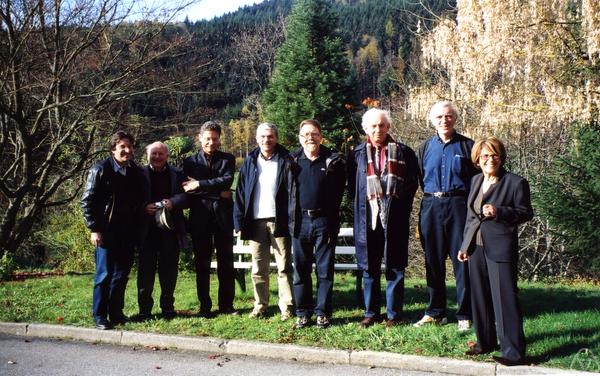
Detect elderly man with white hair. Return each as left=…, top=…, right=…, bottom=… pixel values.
left=347, top=108, right=419, bottom=327
left=233, top=122, right=295, bottom=321
left=413, top=101, right=477, bottom=331
left=137, top=141, right=188, bottom=320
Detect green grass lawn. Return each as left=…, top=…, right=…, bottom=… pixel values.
left=1, top=271, right=599, bottom=372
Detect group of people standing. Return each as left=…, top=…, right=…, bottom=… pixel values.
left=81, top=100, right=533, bottom=366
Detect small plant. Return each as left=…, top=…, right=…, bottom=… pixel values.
left=0, top=252, right=17, bottom=281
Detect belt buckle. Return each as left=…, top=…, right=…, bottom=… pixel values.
left=433, top=192, right=444, bottom=198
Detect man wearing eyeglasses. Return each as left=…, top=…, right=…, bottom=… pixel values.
left=414, top=101, right=478, bottom=331
left=287, top=119, right=346, bottom=329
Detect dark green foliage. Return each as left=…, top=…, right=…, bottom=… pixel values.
left=535, top=123, right=600, bottom=277
left=261, top=0, right=357, bottom=149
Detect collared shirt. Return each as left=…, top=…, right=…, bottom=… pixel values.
left=110, top=157, right=129, bottom=176
left=422, top=135, right=469, bottom=193
left=253, top=153, right=278, bottom=219
left=297, top=151, right=327, bottom=210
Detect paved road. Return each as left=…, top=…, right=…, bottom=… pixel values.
left=0, top=333, right=447, bottom=376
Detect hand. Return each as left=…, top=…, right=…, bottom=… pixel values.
left=457, top=250, right=469, bottom=262
left=90, top=232, right=103, bottom=247
left=145, top=203, right=157, bottom=214
left=182, top=177, right=200, bottom=192
left=162, top=199, right=173, bottom=210
left=220, top=190, right=232, bottom=199
left=481, top=204, right=497, bottom=218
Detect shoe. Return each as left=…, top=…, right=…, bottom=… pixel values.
left=198, top=308, right=215, bottom=318
left=110, top=315, right=129, bottom=325
left=465, top=348, right=491, bottom=356
left=248, top=309, right=266, bottom=319
left=295, top=316, right=311, bottom=328
left=316, top=315, right=330, bottom=329
left=493, top=355, right=525, bottom=366
left=132, top=313, right=151, bottom=322
left=218, top=307, right=239, bottom=316
left=384, top=318, right=400, bottom=328
left=413, top=315, right=448, bottom=327
left=458, top=319, right=472, bottom=331
left=280, top=310, right=293, bottom=322
left=359, top=316, right=378, bottom=327
left=161, top=311, right=176, bottom=320
left=95, top=319, right=113, bottom=330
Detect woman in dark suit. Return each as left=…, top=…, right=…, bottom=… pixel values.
left=457, top=137, right=533, bottom=366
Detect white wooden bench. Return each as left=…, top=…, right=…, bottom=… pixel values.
left=210, top=227, right=361, bottom=293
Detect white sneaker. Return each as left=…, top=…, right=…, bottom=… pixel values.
left=413, top=314, right=448, bottom=327
left=458, top=319, right=472, bottom=331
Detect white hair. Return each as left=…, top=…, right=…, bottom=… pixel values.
left=428, top=101, right=458, bottom=124
left=361, top=108, right=391, bottom=132
left=256, top=122, right=278, bottom=137
left=146, top=141, right=170, bottom=156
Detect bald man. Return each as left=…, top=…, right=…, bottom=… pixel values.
left=137, top=142, right=188, bottom=320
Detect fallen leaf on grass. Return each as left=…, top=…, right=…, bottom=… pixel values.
left=415, top=348, right=423, bottom=354
left=56, top=316, right=64, bottom=323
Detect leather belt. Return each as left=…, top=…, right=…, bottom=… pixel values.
left=301, top=208, right=325, bottom=217
left=424, top=191, right=467, bottom=198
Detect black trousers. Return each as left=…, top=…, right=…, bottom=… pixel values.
left=469, top=245, right=525, bottom=362
left=191, top=230, right=235, bottom=312
left=137, top=228, right=179, bottom=315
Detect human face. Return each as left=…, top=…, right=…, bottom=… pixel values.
left=256, top=127, right=277, bottom=155
left=111, top=138, right=134, bottom=166
left=299, top=123, right=322, bottom=156
left=478, top=146, right=502, bottom=177
left=147, top=144, right=168, bottom=171
left=200, top=130, right=221, bottom=155
left=364, top=113, right=390, bottom=145
left=431, top=106, right=456, bottom=141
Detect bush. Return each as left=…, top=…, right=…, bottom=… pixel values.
left=535, top=122, right=600, bottom=278
left=0, top=252, right=17, bottom=281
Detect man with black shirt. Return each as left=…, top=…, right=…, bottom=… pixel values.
left=183, top=121, right=236, bottom=317
left=81, top=131, right=143, bottom=330
left=288, top=119, right=345, bottom=329
left=137, top=142, right=187, bottom=320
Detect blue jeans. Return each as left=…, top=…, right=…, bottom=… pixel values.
left=419, top=195, right=471, bottom=320
left=362, top=220, right=405, bottom=320
left=292, top=215, right=336, bottom=317
left=93, top=244, right=134, bottom=322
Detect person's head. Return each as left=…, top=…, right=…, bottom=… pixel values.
left=198, top=121, right=222, bottom=155
left=429, top=101, right=458, bottom=141
left=255, top=122, right=278, bottom=155
left=146, top=142, right=169, bottom=171
left=109, top=130, right=135, bottom=166
left=362, top=108, right=391, bottom=145
left=471, top=137, right=506, bottom=177
left=298, top=119, right=322, bottom=155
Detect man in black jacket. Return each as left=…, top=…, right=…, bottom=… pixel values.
left=233, top=123, right=294, bottom=321
left=137, top=142, right=188, bottom=320
left=183, top=121, right=236, bottom=317
left=81, top=131, right=143, bottom=330
left=288, top=119, right=345, bottom=329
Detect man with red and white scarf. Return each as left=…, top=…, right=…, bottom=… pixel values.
left=347, top=108, right=418, bottom=327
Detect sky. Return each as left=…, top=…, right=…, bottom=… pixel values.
left=181, top=0, right=266, bottom=21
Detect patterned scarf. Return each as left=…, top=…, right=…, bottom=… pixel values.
left=366, top=135, right=405, bottom=230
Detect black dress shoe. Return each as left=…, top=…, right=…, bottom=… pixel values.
left=198, top=309, right=215, bottom=318
left=161, top=311, right=176, bottom=320
left=110, top=315, right=129, bottom=325
left=465, top=348, right=491, bottom=356
left=493, top=355, right=525, bottom=366
left=359, top=316, right=378, bottom=327
left=95, top=319, right=113, bottom=330
left=217, top=307, right=239, bottom=316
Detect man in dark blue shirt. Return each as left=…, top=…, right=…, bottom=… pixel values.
left=414, top=101, right=477, bottom=331
left=288, top=119, right=346, bottom=329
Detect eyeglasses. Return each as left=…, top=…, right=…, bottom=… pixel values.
left=299, top=132, right=321, bottom=139
left=480, top=154, right=500, bottom=162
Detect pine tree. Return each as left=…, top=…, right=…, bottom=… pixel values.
left=261, top=0, right=357, bottom=149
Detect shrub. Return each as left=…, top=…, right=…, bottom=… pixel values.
left=0, top=252, right=17, bottom=281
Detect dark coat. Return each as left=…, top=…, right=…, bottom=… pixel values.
left=233, top=144, right=292, bottom=240
left=182, top=150, right=235, bottom=232
left=288, top=145, right=346, bottom=237
left=347, top=141, right=419, bottom=270
left=80, top=157, right=143, bottom=235
left=138, top=165, right=188, bottom=250
left=460, top=169, right=534, bottom=262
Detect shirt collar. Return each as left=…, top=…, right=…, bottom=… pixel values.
left=111, top=157, right=129, bottom=176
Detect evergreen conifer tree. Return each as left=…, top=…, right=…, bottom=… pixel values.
left=261, top=0, right=357, bottom=149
